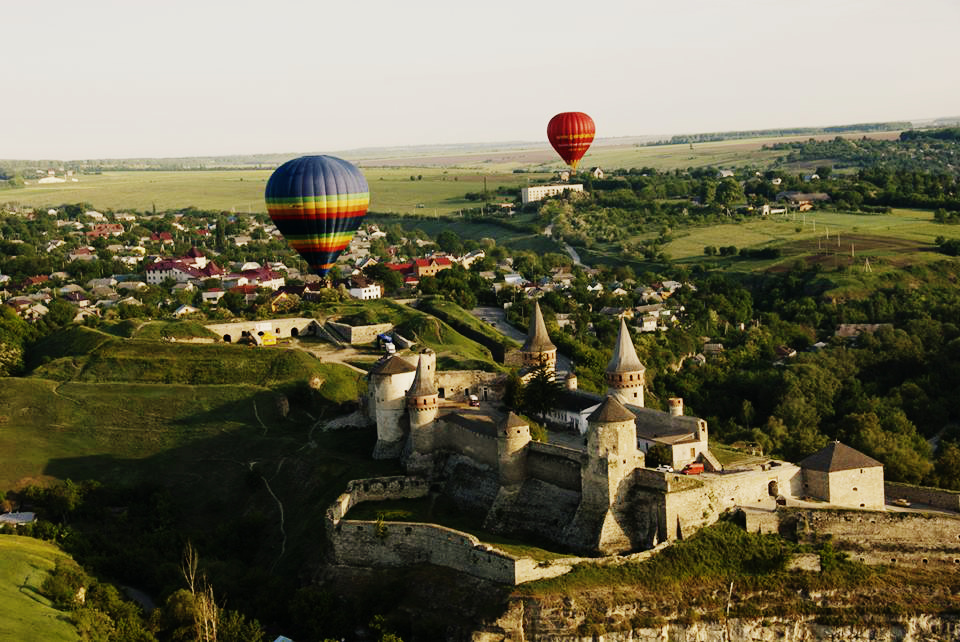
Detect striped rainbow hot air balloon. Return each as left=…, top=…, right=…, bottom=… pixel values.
left=265, top=155, right=369, bottom=277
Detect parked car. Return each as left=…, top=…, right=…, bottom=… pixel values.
left=655, top=465, right=673, bottom=473
left=682, top=462, right=704, bottom=475
left=893, top=498, right=911, bottom=508
left=468, top=394, right=480, bottom=407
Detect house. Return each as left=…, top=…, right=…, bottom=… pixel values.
left=413, top=257, right=452, bottom=278
left=146, top=259, right=222, bottom=285
left=776, top=191, right=830, bottom=211
left=85, top=223, right=125, bottom=239
left=717, top=169, right=735, bottom=179
left=775, top=345, right=797, bottom=360
left=171, top=282, right=196, bottom=294
left=586, top=283, right=603, bottom=294
left=638, top=316, right=658, bottom=332
left=63, top=292, right=90, bottom=307
left=591, top=167, right=604, bottom=179
left=202, top=289, right=226, bottom=305
left=0, top=512, right=36, bottom=527
left=20, top=275, right=49, bottom=289
left=45, top=239, right=65, bottom=252
left=347, top=277, right=382, bottom=301
left=113, top=212, right=136, bottom=222
left=269, top=290, right=300, bottom=312
left=73, top=307, right=100, bottom=323
left=799, top=441, right=884, bottom=510
left=229, top=284, right=259, bottom=303
left=458, top=249, right=486, bottom=270
left=116, top=281, right=148, bottom=292
left=241, top=267, right=284, bottom=290
left=86, top=277, right=118, bottom=289
left=150, top=232, right=174, bottom=245
left=68, top=247, right=97, bottom=262
left=520, top=183, right=584, bottom=205
left=172, top=304, right=201, bottom=318
left=703, top=342, right=724, bottom=357
left=503, top=273, right=526, bottom=287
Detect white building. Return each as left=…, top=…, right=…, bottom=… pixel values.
left=348, top=283, right=382, bottom=300
left=520, top=183, right=584, bottom=205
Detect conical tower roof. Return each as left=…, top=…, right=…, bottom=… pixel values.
left=522, top=300, right=555, bottom=353
left=588, top=395, right=637, bottom=424
left=406, top=355, right=438, bottom=397
left=606, top=317, right=645, bottom=374
left=504, top=411, right=529, bottom=429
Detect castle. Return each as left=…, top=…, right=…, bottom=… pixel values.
left=363, top=302, right=725, bottom=554
left=321, top=303, right=955, bottom=586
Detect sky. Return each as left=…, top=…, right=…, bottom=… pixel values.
left=5, top=0, right=960, bottom=159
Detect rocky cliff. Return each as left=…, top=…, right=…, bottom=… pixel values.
left=473, top=600, right=960, bottom=641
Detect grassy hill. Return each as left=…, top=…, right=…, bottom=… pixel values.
left=0, top=536, right=77, bottom=641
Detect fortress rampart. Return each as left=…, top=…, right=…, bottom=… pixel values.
left=327, top=320, right=394, bottom=344
left=885, top=482, right=960, bottom=512
left=789, top=508, right=960, bottom=567
left=527, top=441, right=585, bottom=492
left=325, top=476, right=579, bottom=584
left=205, top=317, right=318, bottom=341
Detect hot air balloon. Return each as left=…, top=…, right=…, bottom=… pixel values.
left=547, top=112, right=595, bottom=170
left=265, top=155, right=369, bottom=277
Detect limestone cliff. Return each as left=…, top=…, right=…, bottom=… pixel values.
left=473, top=599, right=960, bottom=641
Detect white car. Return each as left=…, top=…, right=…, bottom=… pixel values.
left=655, top=465, right=673, bottom=473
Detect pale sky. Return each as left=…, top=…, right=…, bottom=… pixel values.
left=5, top=0, right=959, bottom=159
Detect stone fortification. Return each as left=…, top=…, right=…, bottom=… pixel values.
left=205, top=317, right=319, bottom=341
left=526, top=441, right=585, bottom=492
left=885, top=481, right=960, bottom=512
left=327, top=320, right=394, bottom=344
left=788, top=507, right=960, bottom=567
left=326, top=476, right=579, bottom=584
left=435, top=370, right=504, bottom=403
left=433, top=414, right=499, bottom=468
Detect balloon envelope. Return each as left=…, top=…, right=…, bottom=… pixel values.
left=547, top=112, right=595, bottom=170
left=265, top=155, right=369, bottom=277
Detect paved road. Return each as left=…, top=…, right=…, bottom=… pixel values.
left=470, top=306, right=572, bottom=373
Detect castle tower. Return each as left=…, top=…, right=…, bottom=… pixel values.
left=520, top=300, right=556, bottom=375
left=571, top=395, right=641, bottom=554
left=369, top=355, right=417, bottom=459
left=605, top=317, right=645, bottom=407
left=497, top=412, right=531, bottom=486
left=406, top=354, right=439, bottom=454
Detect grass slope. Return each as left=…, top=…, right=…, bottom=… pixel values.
left=0, top=536, right=77, bottom=642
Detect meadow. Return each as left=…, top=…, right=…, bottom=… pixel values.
left=4, top=167, right=550, bottom=215
left=663, top=208, right=946, bottom=266
left=0, top=536, right=77, bottom=641
left=1, top=130, right=903, bottom=214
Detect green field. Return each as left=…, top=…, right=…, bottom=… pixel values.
left=2, top=167, right=550, bottom=215
left=663, top=208, right=950, bottom=265
left=0, top=537, right=78, bottom=642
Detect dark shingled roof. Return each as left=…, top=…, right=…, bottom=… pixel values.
left=588, top=395, right=636, bottom=424
left=406, top=355, right=438, bottom=397
left=370, top=355, right=416, bottom=375
left=799, top=441, right=882, bottom=472
left=522, top=301, right=556, bottom=353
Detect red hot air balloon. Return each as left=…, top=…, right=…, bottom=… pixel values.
left=547, top=112, right=595, bottom=170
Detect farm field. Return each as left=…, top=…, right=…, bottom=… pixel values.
left=4, top=167, right=551, bottom=215
left=663, top=208, right=948, bottom=266
left=0, top=536, right=77, bottom=642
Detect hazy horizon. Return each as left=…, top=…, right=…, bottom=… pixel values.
left=6, top=0, right=959, bottom=159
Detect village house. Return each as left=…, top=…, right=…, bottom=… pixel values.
left=347, top=277, right=382, bottom=301
left=68, top=247, right=97, bottom=262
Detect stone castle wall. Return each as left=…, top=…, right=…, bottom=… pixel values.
left=327, top=320, right=394, bottom=344
left=790, top=508, right=960, bottom=567
left=435, top=371, right=503, bottom=403
left=885, top=481, right=960, bottom=512
left=205, top=317, right=318, bottom=340
left=326, top=476, right=578, bottom=584
left=526, top=442, right=585, bottom=492
left=434, top=421, right=498, bottom=468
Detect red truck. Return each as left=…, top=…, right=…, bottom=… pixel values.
left=682, top=462, right=704, bottom=475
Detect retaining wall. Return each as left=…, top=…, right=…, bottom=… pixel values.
left=327, top=321, right=394, bottom=344
left=326, top=475, right=579, bottom=584
left=886, top=481, right=960, bottom=513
